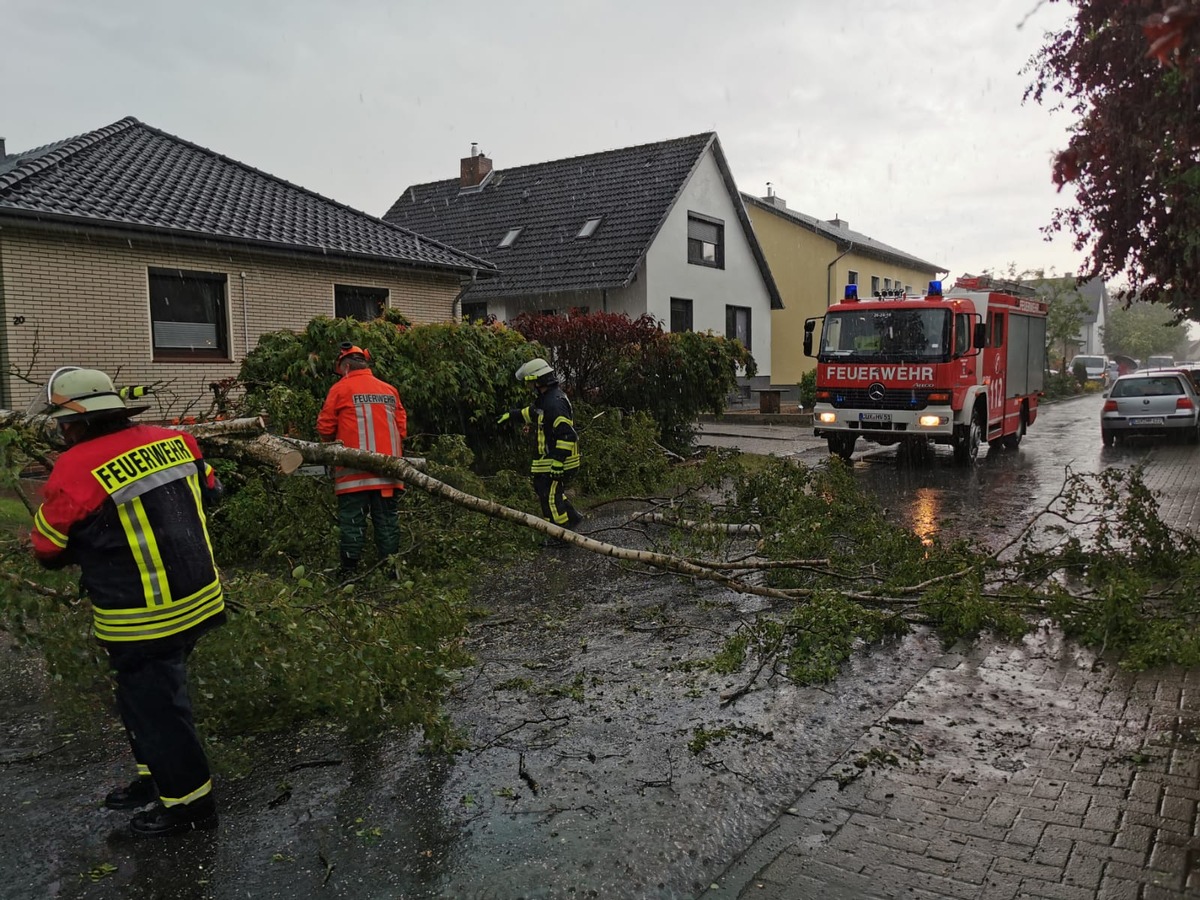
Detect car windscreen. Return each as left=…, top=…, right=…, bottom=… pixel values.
left=818, top=308, right=951, bottom=362
left=1111, top=376, right=1184, bottom=398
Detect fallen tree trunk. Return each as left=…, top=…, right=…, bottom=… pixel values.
left=0, top=408, right=808, bottom=601
left=0, top=409, right=974, bottom=605
left=206, top=432, right=304, bottom=475
left=278, top=438, right=808, bottom=601
left=632, top=511, right=762, bottom=536
left=0, top=412, right=269, bottom=450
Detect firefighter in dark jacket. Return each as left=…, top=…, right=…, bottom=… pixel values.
left=499, top=358, right=582, bottom=531
left=30, top=367, right=225, bottom=838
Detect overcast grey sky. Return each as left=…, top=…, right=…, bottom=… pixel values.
left=3, top=0, right=1082, bottom=282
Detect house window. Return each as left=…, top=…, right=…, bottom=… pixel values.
left=726, top=305, right=751, bottom=350
left=847, top=270, right=858, bottom=285
left=687, top=213, right=724, bottom=268
left=884, top=278, right=892, bottom=290
left=498, top=228, right=522, bottom=248
left=148, top=268, right=229, bottom=359
left=335, top=285, right=388, bottom=320
left=670, top=298, right=693, bottom=333
left=577, top=217, right=602, bottom=238
left=461, top=301, right=488, bottom=322
left=871, top=275, right=880, bottom=295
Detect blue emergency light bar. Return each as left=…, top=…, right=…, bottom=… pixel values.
left=844, top=284, right=859, bottom=300
left=928, top=280, right=943, bottom=296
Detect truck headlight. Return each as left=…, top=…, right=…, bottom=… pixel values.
left=818, top=412, right=837, bottom=424
left=918, top=415, right=945, bottom=427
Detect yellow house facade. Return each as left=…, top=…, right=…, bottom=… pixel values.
left=742, top=192, right=945, bottom=387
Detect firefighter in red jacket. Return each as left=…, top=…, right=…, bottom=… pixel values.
left=499, top=358, right=582, bottom=534
left=317, top=343, right=408, bottom=576
left=30, top=367, right=225, bottom=837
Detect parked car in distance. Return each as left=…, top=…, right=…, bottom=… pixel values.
left=1072, top=354, right=1109, bottom=383
left=1101, top=371, right=1200, bottom=446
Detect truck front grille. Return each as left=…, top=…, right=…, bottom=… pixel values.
left=828, top=389, right=932, bottom=411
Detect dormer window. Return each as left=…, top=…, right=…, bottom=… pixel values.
left=498, top=228, right=522, bottom=249
left=577, top=217, right=602, bottom=239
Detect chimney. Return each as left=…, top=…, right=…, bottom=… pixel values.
left=0, top=138, right=6, bottom=159
left=762, top=182, right=787, bottom=210
left=827, top=214, right=848, bottom=230
left=460, top=143, right=493, bottom=188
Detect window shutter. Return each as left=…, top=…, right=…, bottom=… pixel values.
left=688, top=218, right=720, bottom=244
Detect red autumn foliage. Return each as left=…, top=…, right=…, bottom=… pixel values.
left=1027, top=0, right=1200, bottom=317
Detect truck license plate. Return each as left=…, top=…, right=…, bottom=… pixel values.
left=859, top=412, right=892, bottom=423
left=1132, top=417, right=1165, bottom=426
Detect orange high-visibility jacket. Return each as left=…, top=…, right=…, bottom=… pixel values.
left=316, top=367, right=407, bottom=495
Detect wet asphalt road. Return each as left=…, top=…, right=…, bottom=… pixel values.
left=4, top=394, right=1198, bottom=899
left=699, top=393, right=1200, bottom=540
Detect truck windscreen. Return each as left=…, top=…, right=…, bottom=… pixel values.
left=818, top=308, right=951, bottom=362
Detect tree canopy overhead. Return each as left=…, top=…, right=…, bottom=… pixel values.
left=1026, top=1, right=1200, bottom=318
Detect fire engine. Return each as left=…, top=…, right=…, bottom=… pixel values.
left=804, top=275, right=1048, bottom=464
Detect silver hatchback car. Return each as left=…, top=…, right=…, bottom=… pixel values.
left=1101, top=371, right=1200, bottom=446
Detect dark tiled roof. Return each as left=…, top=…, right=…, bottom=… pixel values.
left=385, top=133, right=782, bottom=307
left=741, top=193, right=946, bottom=274
left=0, top=117, right=493, bottom=274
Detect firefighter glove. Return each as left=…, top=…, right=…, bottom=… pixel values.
left=498, top=408, right=520, bottom=425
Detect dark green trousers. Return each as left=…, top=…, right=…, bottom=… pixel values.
left=337, top=490, right=400, bottom=561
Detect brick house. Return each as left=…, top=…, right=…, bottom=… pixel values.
left=383, top=134, right=782, bottom=386
left=0, top=117, right=492, bottom=413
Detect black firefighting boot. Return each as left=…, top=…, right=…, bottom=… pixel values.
left=104, top=776, right=158, bottom=810
left=129, top=795, right=218, bottom=838
left=338, top=553, right=360, bottom=579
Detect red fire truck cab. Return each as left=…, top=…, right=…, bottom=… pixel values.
left=804, top=276, right=1048, bottom=464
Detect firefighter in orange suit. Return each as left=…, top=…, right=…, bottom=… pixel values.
left=316, top=342, right=408, bottom=576
left=30, top=367, right=225, bottom=838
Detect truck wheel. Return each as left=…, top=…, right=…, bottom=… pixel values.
left=827, top=434, right=855, bottom=460
left=1002, top=414, right=1026, bottom=450
left=954, top=408, right=982, bottom=465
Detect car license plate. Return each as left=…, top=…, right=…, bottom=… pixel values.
left=859, top=412, right=892, bottom=423
left=1132, top=416, right=1165, bottom=426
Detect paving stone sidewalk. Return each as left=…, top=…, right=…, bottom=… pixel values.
left=709, top=630, right=1200, bottom=899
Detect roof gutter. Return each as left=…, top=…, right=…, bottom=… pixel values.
left=0, top=209, right=495, bottom=278
left=826, top=242, right=855, bottom=308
